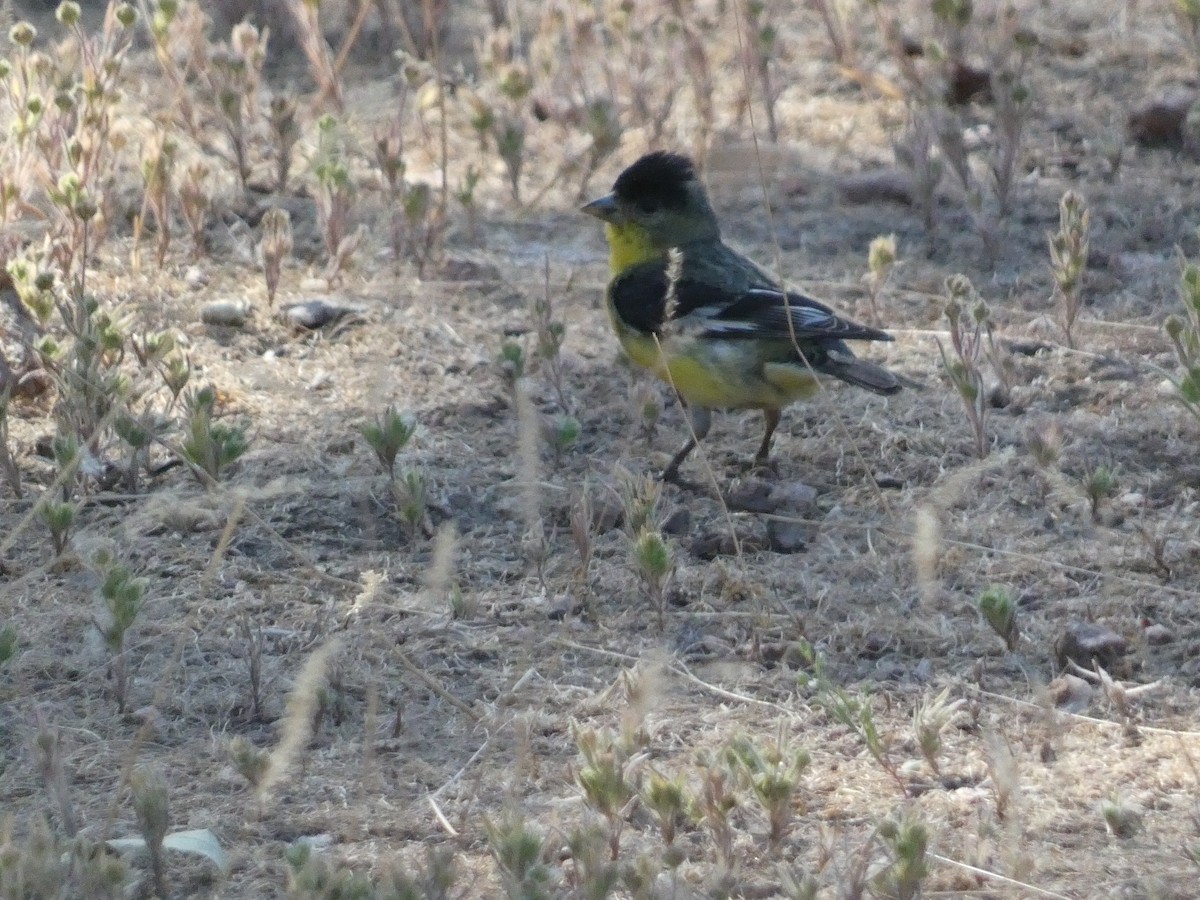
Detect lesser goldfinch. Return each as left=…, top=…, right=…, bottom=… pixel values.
left=583, top=151, right=903, bottom=484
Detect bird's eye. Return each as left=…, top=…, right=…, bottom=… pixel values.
left=635, top=197, right=658, bottom=214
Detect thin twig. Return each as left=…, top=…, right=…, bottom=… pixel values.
left=970, top=686, right=1200, bottom=739
left=671, top=661, right=792, bottom=712
left=427, top=794, right=458, bottom=836
left=929, top=853, right=1073, bottom=899
left=430, top=731, right=495, bottom=800
left=394, top=646, right=480, bottom=721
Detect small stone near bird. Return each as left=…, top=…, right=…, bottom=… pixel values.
left=280, top=298, right=365, bottom=330
left=200, top=299, right=250, bottom=327
left=1055, top=622, right=1129, bottom=672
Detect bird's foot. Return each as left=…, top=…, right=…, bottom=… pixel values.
left=746, top=454, right=779, bottom=478
left=661, top=467, right=704, bottom=492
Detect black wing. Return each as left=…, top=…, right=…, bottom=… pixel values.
left=609, top=263, right=892, bottom=343
left=701, top=286, right=891, bottom=342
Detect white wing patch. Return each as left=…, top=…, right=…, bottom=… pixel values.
left=695, top=319, right=758, bottom=334
left=666, top=304, right=755, bottom=336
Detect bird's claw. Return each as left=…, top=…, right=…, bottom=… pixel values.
left=746, top=455, right=779, bottom=477
left=661, top=468, right=703, bottom=492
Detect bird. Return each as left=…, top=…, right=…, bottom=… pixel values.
left=582, top=150, right=903, bottom=485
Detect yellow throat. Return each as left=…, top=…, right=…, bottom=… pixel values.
left=604, top=221, right=659, bottom=274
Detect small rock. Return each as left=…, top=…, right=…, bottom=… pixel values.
left=439, top=257, right=502, bottom=282
left=307, top=372, right=333, bottom=392
left=1055, top=622, right=1129, bottom=671
left=666, top=584, right=693, bottom=609
left=661, top=507, right=692, bottom=536
left=725, top=478, right=775, bottom=513
left=767, top=481, right=819, bottom=514
left=1047, top=673, right=1093, bottom=713
left=946, top=60, right=993, bottom=105
left=691, top=531, right=738, bottom=559
left=838, top=168, right=914, bottom=206
left=766, top=518, right=809, bottom=553
left=296, top=833, right=335, bottom=850
left=13, top=368, right=53, bottom=400
left=1128, top=92, right=1193, bottom=148
left=873, top=473, right=905, bottom=489
left=129, top=706, right=163, bottom=737
left=183, top=266, right=208, bottom=289
left=1004, top=338, right=1055, bottom=357
left=1143, top=623, right=1173, bottom=646
left=546, top=599, right=574, bottom=621
left=281, top=298, right=364, bottom=330
left=758, top=642, right=810, bottom=669
left=690, top=529, right=767, bottom=559
left=200, top=299, right=250, bottom=327
left=899, top=33, right=923, bottom=56
left=861, top=633, right=892, bottom=659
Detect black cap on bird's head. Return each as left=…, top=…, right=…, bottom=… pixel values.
left=582, top=151, right=719, bottom=245
left=612, top=151, right=697, bottom=211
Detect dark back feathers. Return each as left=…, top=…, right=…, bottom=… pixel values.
left=610, top=261, right=895, bottom=345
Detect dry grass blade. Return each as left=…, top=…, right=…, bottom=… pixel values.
left=258, top=638, right=342, bottom=803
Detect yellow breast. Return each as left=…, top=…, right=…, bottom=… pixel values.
left=610, top=314, right=818, bottom=410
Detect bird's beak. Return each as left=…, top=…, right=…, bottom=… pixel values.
left=581, top=192, right=619, bottom=222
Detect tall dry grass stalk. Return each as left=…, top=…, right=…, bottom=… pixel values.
left=912, top=504, right=942, bottom=606
left=515, top=381, right=542, bottom=532
left=258, top=638, right=342, bottom=803
left=426, top=522, right=458, bottom=599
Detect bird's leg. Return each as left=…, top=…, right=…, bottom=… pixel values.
left=753, top=408, right=782, bottom=468
left=662, top=406, right=712, bottom=486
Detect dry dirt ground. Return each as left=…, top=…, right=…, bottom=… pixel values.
left=4, top=1, right=1200, bottom=897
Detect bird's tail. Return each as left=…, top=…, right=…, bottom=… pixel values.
left=820, top=351, right=903, bottom=396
